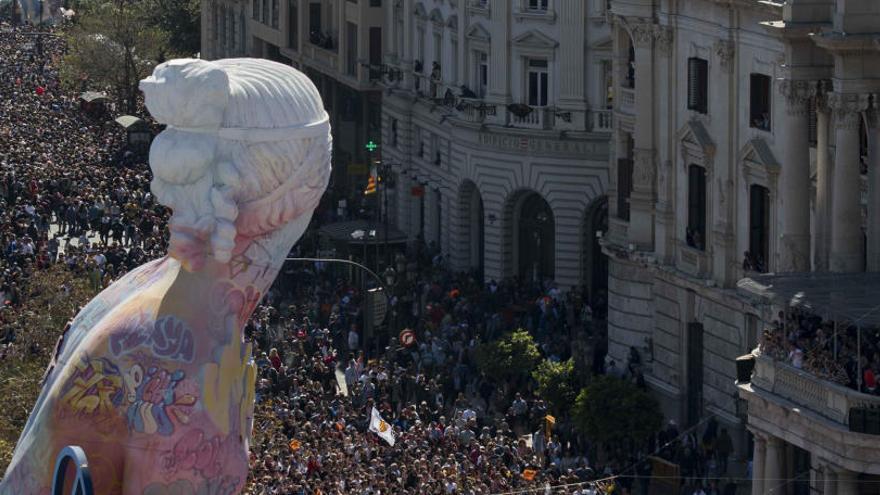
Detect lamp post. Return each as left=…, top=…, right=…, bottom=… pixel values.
left=285, top=256, right=391, bottom=358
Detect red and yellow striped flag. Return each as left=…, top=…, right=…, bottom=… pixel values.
left=364, top=175, right=377, bottom=195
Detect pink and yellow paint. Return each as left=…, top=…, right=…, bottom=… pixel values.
left=0, top=58, right=331, bottom=494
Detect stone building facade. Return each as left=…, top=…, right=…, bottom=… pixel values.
left=605, top=0, right=880, bottom=491
left=202, top=0, right=386, bottom=186
left=379, top=0, right=614, bottom=292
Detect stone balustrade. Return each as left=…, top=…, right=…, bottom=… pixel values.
left=751, top=354, right=880, bottom=427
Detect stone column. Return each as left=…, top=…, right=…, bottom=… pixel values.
left=765, top=436, right=783, bottom=494
left=779, top=80, right=815, bottom=272
left=752, top=434, right=767, bottom=495
left=828, top=92, right=869, bottom=272
left=867, top=103, right=880, bottom=271
left=401, top=0, right=414, bottom=88
left=628, top=23, right=656, bottom=250
left=488, top=0, right=509, bottom=103
left=824, top=465, right=837, bottom=495
left=814, top=93, right=831, bottom=271
left=557, top=0, right=585, bottom=107
left=836, top=468, right=858, bottom=495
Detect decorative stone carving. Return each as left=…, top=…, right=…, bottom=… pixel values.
left=633, top=147, right=656, bottom=188
left=713, top=40, right=735, bottom=73
left=654, top=25, right=673, bottom=56
left=0, top=58, right=331, bottom=494
left=778, top=80, right=817, bottom=117
left=631, top=23, right=654, bottom=49
left=827, top=92, right=870, bottom=130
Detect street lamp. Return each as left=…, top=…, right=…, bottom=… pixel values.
left=286, top=256, right=391, bottom=358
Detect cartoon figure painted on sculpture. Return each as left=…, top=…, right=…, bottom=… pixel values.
left=0, top=58, right=332, bottom=495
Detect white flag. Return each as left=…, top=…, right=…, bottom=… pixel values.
left=369, top=407, right=396, bottom=446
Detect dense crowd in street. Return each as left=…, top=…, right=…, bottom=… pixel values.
left=760, top=308, right=880, bottom=394
left=240, top=261, right=742, bottom=494
left=0, top=19, right=746, bottom=495
left=0, top=22, right=170, bottom=346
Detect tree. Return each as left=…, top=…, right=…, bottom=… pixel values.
left=572, top=376, right=662, bottom=448
left=147, top=0, right=201, bottom=56
left=475, top=329, right=541, bottom=384
left=532, top=358, right=578, bottom=416
left=59, top=0, right=168, bottom=112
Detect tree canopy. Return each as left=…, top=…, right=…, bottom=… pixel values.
left=572, top=376, right=663, bottom=448
left=532, top=358, right=578, bottom=416
left=475, top=329, right=541, bottom=384
left=58, top=0, right=200, bottom=113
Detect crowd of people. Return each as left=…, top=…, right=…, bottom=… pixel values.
left=0, top=18, right=746, bottom=495
left=241, top=260, right=741, bottom=495
left=759, top=308, right=880, bottom=394
left=0, top=22, right=170, bottom=345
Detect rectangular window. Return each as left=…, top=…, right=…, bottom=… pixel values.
left=240, top=11, right=246, bottom=52
left=477, top=52, right=488, bottom=98
left=433, top=32, right=441, bottom=69
left=417, top=28, right=425, bottom=69
left=617, top=158, right=633, bottom=221
left=262, top=0, right=269, bottom=24
left=213, top=4, right=219, bottom=40
left=396, top=18, right=404, bottom=58
left=750, top=74, right=771, bottom=131
left=288, top=0, right=298, bottom=49
left=346, top=22, right=358, bottom=77
left=687, top=165, right=707, bottom=251
left=450, top=39, right=458, bottom=84
left=527, top=59, right=548, bottom=106
left=808, top=102, right=817, bottom=146
left=252, top=0, right=259, bottom=20
left=527, top=0, right=548, bottom=11
left=748, top=184, right=770, bottom=273
left=370, top=0, right=382, bottom=6
left=369, top=27, right=382, bottom=80
left=687, top=57, right=708, bottom=114
left=309, top=2, right=321, bottom=37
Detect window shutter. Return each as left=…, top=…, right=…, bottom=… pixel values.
left=617, top=159, right=633, bottom=221
left=808, top=102, right=817, bottom=146
left=688, top=58, right=699, bottom=110
left=698, top=60, right=708, bottom=113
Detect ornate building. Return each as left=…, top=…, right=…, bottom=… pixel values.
left=605, top=0, right=880, bottom=491
left=380, top=0, right=614, bottom=292
left=201, top=0, right=385, bottom=187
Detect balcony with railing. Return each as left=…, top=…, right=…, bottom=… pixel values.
left=589, top=109, right=613, bottom=133
left=508, top=104, right=552, bottom=130
left=746, top=354, right=880, bottom=431
left=454, top=98, right=497, bottom=124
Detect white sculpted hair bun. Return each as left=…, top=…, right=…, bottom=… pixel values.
left=139, top=59, right=230, bottom=130
left=142, top=58, right=331, bottom=269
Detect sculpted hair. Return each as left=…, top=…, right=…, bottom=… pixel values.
left=142, top=58, right=331, bottom=267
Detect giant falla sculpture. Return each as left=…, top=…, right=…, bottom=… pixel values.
left=0, top=58, right=331, bottom=494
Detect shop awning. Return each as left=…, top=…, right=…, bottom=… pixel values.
left=737, top=272, right=880, bottom=326
left=318, top=220, right=408, bottom=245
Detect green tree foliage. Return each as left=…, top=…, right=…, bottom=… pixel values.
left=572, top=376, right=663, bottom=447
left=0, top=267, right=96, bottom=472
left=532, top=358, right=578, bottom=415
left=147, top=0, right=201, bottom=56
left=59, top=0, right=169, bottom=112
left=475, top=329, right=541, bottom=384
